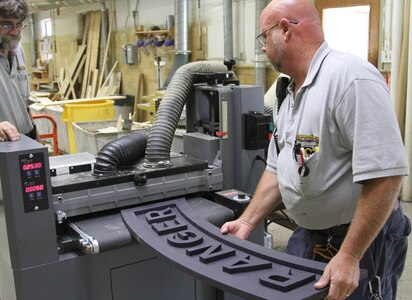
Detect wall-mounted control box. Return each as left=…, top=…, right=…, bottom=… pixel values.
left=121, top=44, right=138, bottom=64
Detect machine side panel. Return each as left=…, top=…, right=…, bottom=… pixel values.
left=0, top=200, right=16, bottom=300
left=232, top=85, right=266, bottom=195
left=13, top=253, right=89, bottom=300
left=218, top=88, right=236, bottom=190
left=111, top=256, right=195, bottom=299
left=0, top=136, right=58, bottom=269
left=12, top=242, right=201, bottom=300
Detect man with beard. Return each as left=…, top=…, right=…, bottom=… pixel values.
left=221, top=0, right=410, bottom=300
left=0, top=0, right=36, bottom=142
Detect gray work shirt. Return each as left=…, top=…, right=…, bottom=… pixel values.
left=267, top=42, right=409, bottom=230
left=0, top=44, right=33, bottom=135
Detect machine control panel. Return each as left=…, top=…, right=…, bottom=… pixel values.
left=19, top=152, right=49, bottom=212
left=215, top=189, right=251, bottom=218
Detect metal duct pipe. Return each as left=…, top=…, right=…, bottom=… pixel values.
left=93, top=62, right=234, bottom=173
left=223, top=0, right=233, bottom=60
left=65, top=0, right=101, bottom=5
left=174, top=0, right=189, bottom=54
left=162, top=0, right=190, bottom=88
left=27, top=14, right=36, bottom=68
left=254, top=0, right=268, bottom=88
left=29, top=0, right=102, bottom=12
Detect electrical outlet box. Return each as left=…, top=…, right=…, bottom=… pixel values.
left=121, top=44, right=138, bottom=64
left=381, top=49, right=392, bottom=63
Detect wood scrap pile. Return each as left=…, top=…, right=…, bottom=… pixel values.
left=55, top=11, right=121, bottom=101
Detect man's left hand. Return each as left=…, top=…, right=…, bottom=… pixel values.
left=0, top=121, right=20, bottom=142
left=314, top=252, right=360, bottom=300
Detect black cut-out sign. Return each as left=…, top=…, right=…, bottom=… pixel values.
left=121, top=198, right=328, bottom=300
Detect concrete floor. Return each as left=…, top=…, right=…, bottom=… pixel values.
left=267, top=200, right=412, bottom=300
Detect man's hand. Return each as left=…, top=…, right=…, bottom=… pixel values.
left=0, top=121, right=20, bottom=142
left=220, top=171, right=282, bottom=241
left=314, top=252, right=360, bottom=300
left=220, top=218, right=255, bottom=240
left=315, top=176, right=402, bottom=299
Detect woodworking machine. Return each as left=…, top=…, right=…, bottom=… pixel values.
left=0, top=69, right=327, bottom=300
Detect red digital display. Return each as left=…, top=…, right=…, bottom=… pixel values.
left=22, top=162, right=42, bottom=171
left=25, top=184, right=44, bottom=193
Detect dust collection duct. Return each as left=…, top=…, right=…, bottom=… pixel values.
left=144, top=61, right=233, bottom=167
left=223, top=0, right=233, bottom=61
left=93, top=131, right=148, bottom=175
left=162, top=0, right=190, bottom=88
left=224, top=0, right=267, bottom=89
left=93, top=61, right=233, bottom=175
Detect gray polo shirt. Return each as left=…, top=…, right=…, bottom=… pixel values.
left=0, top=44, right=33, bottom=135
left=267, top=42, right=409, bottom=229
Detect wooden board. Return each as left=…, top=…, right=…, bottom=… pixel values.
left=64, top=55, right=86, bottom=99
left=37, top=95, right=126, bottom=106
left=81, top=11, right=101, bottom=98
left=58, top=45, right=86, bottom=96
left=134, top=73, right=144, bottom=122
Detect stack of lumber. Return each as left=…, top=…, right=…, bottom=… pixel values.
left=56, top=11, right=120, bottom=101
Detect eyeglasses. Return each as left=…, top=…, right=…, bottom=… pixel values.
left=256, top=19, right=298, bottom=46
left=0, top=21, right=28, bottom=32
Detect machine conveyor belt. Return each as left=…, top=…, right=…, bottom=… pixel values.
left=61, top=197, right=235, bottom=253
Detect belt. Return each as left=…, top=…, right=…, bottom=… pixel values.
left=310, top=223, right=350, bottom=238
left=308, top=200, right=400, bottom=238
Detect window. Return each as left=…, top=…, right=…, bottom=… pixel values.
left=323, top=6, right=370, bottom=61
left=315, top=0, right=380, bottom=67
left=40, top=18, right=52, bottom=38
left=39, top=18, right=52, bottom=61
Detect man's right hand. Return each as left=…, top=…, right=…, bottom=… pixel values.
left=0, top=121, right=20, bottom=142
left=220, top=218, right=255, bottom=240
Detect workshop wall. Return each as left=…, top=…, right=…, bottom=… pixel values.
left=21, top=0, right=280, bottom=99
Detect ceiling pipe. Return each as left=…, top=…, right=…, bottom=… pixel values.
left=162, top=0, right=190, bottom=89
left=223, top=0, right=233, bottom=61
left=174, top=0, right=189, bottom=54
left=29, top=0, right=102, bottom=13
left=254, top=0, right=268, bottom=89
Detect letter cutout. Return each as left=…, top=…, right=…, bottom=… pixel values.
left=121, top=199, right=330, bottom=299
left=186, top=243, right=236, bottom=263
left=167, top=230, right=204, bottom=248
left=151, top=218, right=188, bottom=235
left=145, top=207, right=176, bottom=224
left=259, top=270, right=316, bottom=292
left=223, top=255, right=272, bottom=274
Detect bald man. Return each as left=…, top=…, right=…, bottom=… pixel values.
left=221, top=1, right=410, bottom=299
